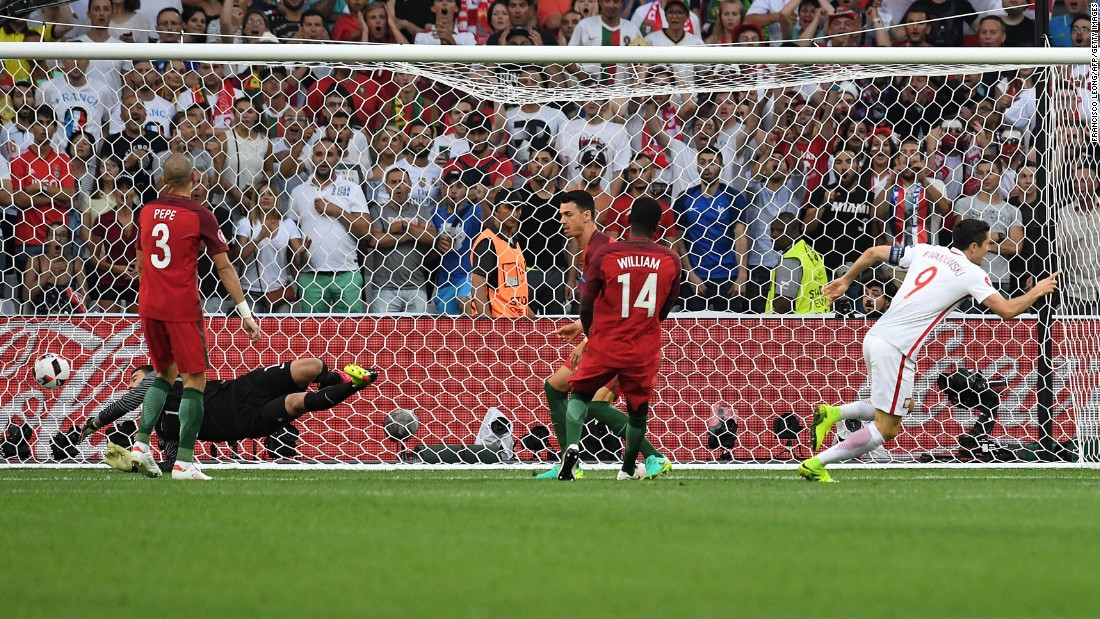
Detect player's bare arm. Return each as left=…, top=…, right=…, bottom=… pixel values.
left=821, top=245, right=892, bottom=302
left=982, top=271, right=1060, bottom=319
left=578, top=294, right=594, bottom=338
left=212, top=251, right=262, bottom=341
left=552, top=320, right=583, bottom=341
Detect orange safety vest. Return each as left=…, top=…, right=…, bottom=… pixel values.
left=469, top=228, right=530, bottom=318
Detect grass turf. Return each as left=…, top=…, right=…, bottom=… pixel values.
left=2, top=468, right=1099, bottom=618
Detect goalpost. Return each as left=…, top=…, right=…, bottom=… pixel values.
left=0, top=41, right=1096, bottom=468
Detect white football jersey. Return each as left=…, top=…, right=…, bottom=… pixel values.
left=867, top=244, right=998, bottom=358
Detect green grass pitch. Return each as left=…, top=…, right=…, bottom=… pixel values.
left=3, top=468, right=1099, bottom=618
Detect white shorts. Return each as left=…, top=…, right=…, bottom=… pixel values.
left=864, top=334, right=917, bottom=417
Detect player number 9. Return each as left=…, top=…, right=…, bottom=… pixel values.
left=903, top=266, right=937, bottom=299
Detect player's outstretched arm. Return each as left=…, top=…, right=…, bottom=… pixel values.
left=982, top=271, right=1060, bottom=319
left=212, top=251, right=262, bottom=341
left=77, top=372, right=159, bottom=442
left=551, top=320, right=584, bottom=341
left=822, top=245, right=892, bottom=302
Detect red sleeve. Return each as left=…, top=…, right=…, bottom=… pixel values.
left=331, top=15, right=361, bottom=41
left=57, top=155, right=74, bottom=189
left=493, top=158, right=515, bottom=184
left=659, top=201, right=677, bottom=240
left=198, top=207, right=230, bottom=256
left=579, top=243, right=609, bottom=301
left=664, top=246, right=682, bottom=305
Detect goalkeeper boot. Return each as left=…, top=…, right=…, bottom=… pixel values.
left=171, top=461, right=212, bottom=481
left=811, top=403, right=841, bottom=451
left=797, top=456, right=836, bottom=483
left=533, top=464, right=584, bottom=480
left=342, top=364, right=380, bottom=389
left=103, top=442, right=133, bottom=473
left=643, top=455, right=672, bottom=479
left=130, top=444, right=161, bottom=478
left=557, top=444, right=581, bottom=481
left=616, top=464, right=645, bottom=480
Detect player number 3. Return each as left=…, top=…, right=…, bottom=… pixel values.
left=617, top=272, right=658, bottom=318
left=151, top=223, right=172, bottom=269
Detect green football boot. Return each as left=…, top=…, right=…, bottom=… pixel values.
left=811, top=403, right=841, bottom=451
left=797, top=456, right=836, bottom=483
left=643, top=455, right=672, bottom=479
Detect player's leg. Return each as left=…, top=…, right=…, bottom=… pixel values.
left=800, top=335, right=911, bottom=482
left=283, top=366, right=379, bottom=417
left=616, top=367, right=659, bottom=480
left=558, top=389, right=593, bottom=481
left=168, top=320, right=213, bottom=479
left=586, top=384, right=669, bottom=476
left=542, top=365, right=572, bottom=458
left=810, top=400, right=876, bottom=451
left=131, top=318, right=174, bottom=477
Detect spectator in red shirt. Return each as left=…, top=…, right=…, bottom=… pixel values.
left=10, top=105, right=76, bottom=273
left=442, top=112, right=515, bottom=203
left=599, top=152, right=677, bottom=242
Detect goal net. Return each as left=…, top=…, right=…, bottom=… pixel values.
left=0, top=39, right=1096, bottom=468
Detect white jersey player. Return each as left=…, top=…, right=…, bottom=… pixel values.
left=797, top=218, right=1060, bottom=482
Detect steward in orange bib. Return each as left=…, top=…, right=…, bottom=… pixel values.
left=469, top=191, right=530, bottom=318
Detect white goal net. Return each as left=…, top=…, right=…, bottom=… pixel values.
left=0, top=34, right=1096, bottom=467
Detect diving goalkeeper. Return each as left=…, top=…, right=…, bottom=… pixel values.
left=77, top=359, right=378, bottom=475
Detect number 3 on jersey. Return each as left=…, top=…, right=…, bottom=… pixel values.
left=617, top=272, right=658, bottom=317
left=150, top=222, right=172, bottom=269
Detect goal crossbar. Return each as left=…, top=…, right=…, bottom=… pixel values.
left=0, top=42, right=1088, bottom=66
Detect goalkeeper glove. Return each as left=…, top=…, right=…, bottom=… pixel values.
left=77, top=418, right=102, bottom=443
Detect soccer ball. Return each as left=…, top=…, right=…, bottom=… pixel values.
left=33, top=353, right=71, bottom=389
left=384, top=409, right=419, bottom=441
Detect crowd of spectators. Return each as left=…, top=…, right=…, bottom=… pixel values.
left=0, top=0, right=1096, bottom=317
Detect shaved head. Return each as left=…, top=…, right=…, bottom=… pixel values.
left=163, top=153, right=194, bottom=189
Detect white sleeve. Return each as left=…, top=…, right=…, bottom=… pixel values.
left=233, top=217, right=253, bottom=239
left=1003, top=88, right=1036, bottom=131
left=344, top=182, right=371, bottom=213
left=889, top=244, right=915, bottom=269
left=968, top=269, right=999, bottom=304
left=568, top=20, right=585, bottom=45
left=285, top=219, right=303, bottom=240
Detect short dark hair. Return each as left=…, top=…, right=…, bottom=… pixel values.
left=560, top=189, right=595, bottom=216
left=951, top=218, right=991, bottom=251
left=697, top=147, right=723, bottom=164
left=35, top=105, right=55, bottom=124
left=301, top=9, right=326, bottom=23
left=134, top=364, right=155, bottom=376
left=629, top=196, right=662, bottom=238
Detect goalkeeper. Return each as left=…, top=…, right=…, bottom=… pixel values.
left=77, top=358, right=378, bottom=474
left=535, top=190, right=671, bottom=480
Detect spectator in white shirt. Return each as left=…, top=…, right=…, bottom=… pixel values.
left=414, top=0, right=478, bottom=44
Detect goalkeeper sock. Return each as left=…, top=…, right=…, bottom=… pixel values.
left=303, top=382, right=360, bottom=411
left=818, top=424, right=885, bottom=465
left=317, top=361, right=342, bottom=387
left=622, top=404, right=649, bottom=475
left=588, top=401, right=660, bottom=459
left=839, top=400, right=876, bottom=422
left=175, top=388, right=205, bottom=464
left=134, top=377, right=172, bottom=445
left=564, top=394, right=591, bottom=454
left=543, top=381, right=569, bottom=453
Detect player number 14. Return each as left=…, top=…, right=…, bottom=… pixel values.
left=617, top=272, right=658, bottom=318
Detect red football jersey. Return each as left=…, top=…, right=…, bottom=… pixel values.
left=10, top=149, right=74, bottom=245
left=137, top=195, right=229, bottom=322
left=580, top=238, right=681, bottom=368
left=598, top=195, right=678, bottom=241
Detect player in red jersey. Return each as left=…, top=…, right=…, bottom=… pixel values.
left=534, top=190, right=671, bottom=480
left=559, top=197, right=682, bottom=481
left=130, top=153, right=262, bottom=481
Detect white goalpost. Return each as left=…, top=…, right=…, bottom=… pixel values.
left=0, top=41, right=1096, bottom=469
